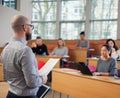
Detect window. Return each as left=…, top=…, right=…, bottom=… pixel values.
left=32, top=0, right=56, bottom=39
left=2, top=0, right=16, bottom=9
left=32, top=0, right=119, bottom=40
left=90, top=0, right=118, bottom=39
left=60, top=0, right=86, bottom=39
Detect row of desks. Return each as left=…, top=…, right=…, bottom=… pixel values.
left=52, top=68, right=120, bottom=98
left=88, top=58, right=120, bottom=69
left=0, top=55, right=120, bottom=98
left=0, top=47, right=88, bottom=62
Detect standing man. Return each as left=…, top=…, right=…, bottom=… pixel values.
left=1, top=15, right=47, bottom=98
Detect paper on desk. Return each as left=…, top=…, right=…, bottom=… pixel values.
left=39, top=58, right=59, bottom=76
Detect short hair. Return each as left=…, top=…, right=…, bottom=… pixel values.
left=80, top=31, right=85, bottom=35
left=36, top=36, right=42, bottom=39
left=58, top=38, right=62, bottom=40
left=11, top=14, right=29, bottom=32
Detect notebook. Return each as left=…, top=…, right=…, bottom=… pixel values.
left=39, top=58, right=59, bottom=76
left=36, top=84, right=50, bottom=98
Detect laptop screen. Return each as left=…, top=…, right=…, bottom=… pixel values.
left=77, top=62, right=93, bottom=76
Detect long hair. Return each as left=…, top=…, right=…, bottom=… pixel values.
left=106, top=39, right=119, bottom=51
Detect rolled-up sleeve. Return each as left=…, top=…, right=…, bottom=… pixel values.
left=19, top=47, right=43, bottom=88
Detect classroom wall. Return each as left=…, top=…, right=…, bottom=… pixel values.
left=0, top=0, right=32, bottom=47
left=0, top=5, right=19, bottom=46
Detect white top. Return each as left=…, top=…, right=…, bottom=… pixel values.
left=111, top=49, right=120, bottom=60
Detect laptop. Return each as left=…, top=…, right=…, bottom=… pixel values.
left=77, top=62, right=93, bottom=76
left=36, top=84, right=50, bottom=98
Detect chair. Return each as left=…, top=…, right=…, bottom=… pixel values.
left=37, top=60, right=45, bottom=70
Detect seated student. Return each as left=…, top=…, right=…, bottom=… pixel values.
left=94, top=44, right=118, bottom=76
left=76, top=31, right=89, bottom=48
left=51, top=38, right=68, bottom=67
left=106, top=39, right=120, bottom=60
left=76, top=31, right=90, bottom=57
left=31, top=36, right=49, bottom=55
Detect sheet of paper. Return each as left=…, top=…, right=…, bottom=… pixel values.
left=39, top=58, right=59, bottom=76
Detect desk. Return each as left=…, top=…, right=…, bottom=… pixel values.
left=0, top=47, right=3, bottom=54
left=52, top=68, right=120, bottom=98
left=0, top=82, right=9, bottom=98
left=69, top=48, right=87, bottom=62
left=0, top=63, right=2, bottom=81
left=36, top=55, right=61, bottom=68
left=87, top=58, right=120, bottom=69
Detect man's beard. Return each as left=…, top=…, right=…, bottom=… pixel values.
left=25, top=32, right=31, bottom=41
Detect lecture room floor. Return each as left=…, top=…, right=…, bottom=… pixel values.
left=0, top=82, right=74, bottom=98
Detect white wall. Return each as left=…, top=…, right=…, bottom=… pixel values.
left=0, top=0, right=32, bottom=47
left=0, top=5, right=20, bottom=46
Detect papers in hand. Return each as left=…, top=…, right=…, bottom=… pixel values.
left=39, top=58, right=59, bottom=76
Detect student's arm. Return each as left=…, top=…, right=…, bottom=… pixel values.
left=44, top=45, right=49, bottom=55
left=109, top=60, right=118, bottom=76
left=111, top=51, right=119, bottom=60
left=19, top=47, right=46, bottom=87
left=94, top=59, right=109, bottom=76
left=87, top=40, right=90, bottom=48
left=64, top=47, right=68, bottom=55
left=51, top=48, right=56, bottom=55
left=76, top=40, right=80, bottom=47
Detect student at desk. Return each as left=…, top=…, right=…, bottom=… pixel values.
left=51, top=38, right=69, bottom=67
left=106, top=39, right=120, bottom=60
left=76, top=31, right=89, bottom=48
left=94, top=44, right=118, bottom=76
left=31, top=36, right=49, bottom=55
left=76, top=31, right=90, bottom=57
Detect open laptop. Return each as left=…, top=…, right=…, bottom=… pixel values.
left=36, top=84, right=50, bottom=98
left=77, top=62, right=93, bottom=76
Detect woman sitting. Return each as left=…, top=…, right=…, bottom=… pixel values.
left=94, top=44, right=118, bottom=76
left=51, top=38, right=69, bottom=67
left=106, top=39, right=120, bottom=60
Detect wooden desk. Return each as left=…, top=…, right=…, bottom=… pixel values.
left=0, top=82, right=9, bottom=98
left=0, top=47, right=3, bottom=54
left=87, top=58, right=98, bottom=66
left=69, top=48, right=87, bottom=62
left=52, top=68, right=120, bottom=98
left=87, top=58, right=120, bottom=69
left=0, top=63, right=2, bottom=81
left=36, top=55, right=61, bottom=68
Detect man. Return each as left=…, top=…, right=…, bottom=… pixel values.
left=76, top=31, right=90, bottom=57
left=31, top=36, right=49, bottom=55
left=1, top=15, right=47, bottom=98
left=76, top=31, right=89, bottom=48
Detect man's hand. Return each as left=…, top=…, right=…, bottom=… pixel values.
left=42, top=76, right=48, bottom=84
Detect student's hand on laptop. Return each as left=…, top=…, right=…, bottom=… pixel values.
left=93, top=72, right=101, bottom=76
left=42, top=76, right=48, bottom=84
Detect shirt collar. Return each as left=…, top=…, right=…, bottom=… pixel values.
left=12, top=37, right=27, bottom=45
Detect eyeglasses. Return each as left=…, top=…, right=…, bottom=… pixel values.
left=26, top=24, right=34, bottom=30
